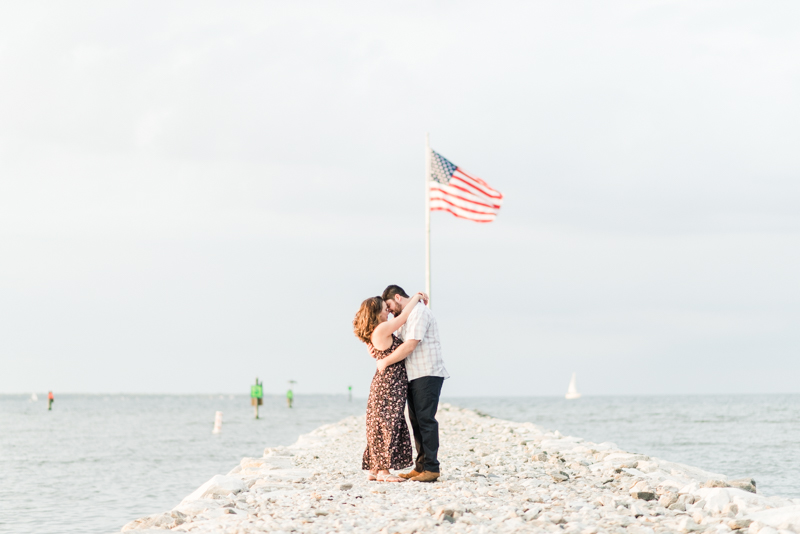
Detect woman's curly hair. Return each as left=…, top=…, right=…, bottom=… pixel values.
left=353, top=296, right=383, bottom=344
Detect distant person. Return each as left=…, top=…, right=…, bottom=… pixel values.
left=286, top=389, right=293, bottom=408
left=382, top=284, right=448, bottom=483
left=353, top=290, right=426, bottom=482
left=47, top=391, right=54, bottom=411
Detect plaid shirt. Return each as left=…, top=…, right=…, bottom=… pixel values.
left=397, top=302, right=449, bottom=381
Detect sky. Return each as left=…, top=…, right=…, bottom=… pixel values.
left=1, top=1, right=798, bottom=397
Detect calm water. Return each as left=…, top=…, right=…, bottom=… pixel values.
left=0, top=394, right=367, bottom=534
left=0, top=394, right=798, bottom=534
left=448, top=395, right=800, bottom=499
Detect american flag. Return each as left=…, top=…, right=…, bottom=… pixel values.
left=429, top=149, right=503, bottom=223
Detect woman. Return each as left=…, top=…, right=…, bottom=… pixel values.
left=353, top=292, right=426, bottom=482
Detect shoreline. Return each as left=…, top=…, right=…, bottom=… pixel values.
left=119, top=404, right=800, bottom=534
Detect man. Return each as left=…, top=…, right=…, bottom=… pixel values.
left=382, top=284, right=449, bottom=483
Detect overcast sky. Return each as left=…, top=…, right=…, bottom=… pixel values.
left=1, top=1, right=798, bottom=397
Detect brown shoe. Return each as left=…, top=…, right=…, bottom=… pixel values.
left=410, top=471, right=440, bottom=483
left=398, top=470, right=423, bottom=480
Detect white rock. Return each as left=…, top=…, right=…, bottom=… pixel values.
left=678, top=517, right=705, bottom=532
left=680, top=482, right=701, bottom=495
left=704, top=489, right=732, bottom=513
left=724, top=503, right=739, bottom=516
left=180, top=475, right=248, bottom=504
left=747, top=505, right=800, bottom=530
left=630, top=503, right=646, bottom=517
left=623, top=474, right=653, bottom=491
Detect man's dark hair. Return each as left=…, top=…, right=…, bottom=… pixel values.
left=382, top=285, right=409, bottom=301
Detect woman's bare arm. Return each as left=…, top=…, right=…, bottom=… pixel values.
left=372, top=292, right=425, bottom=339
left=376, top=339, right=419, bottom=371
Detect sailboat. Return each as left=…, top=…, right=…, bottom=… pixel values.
left=565, top=373, right=581, bottom=400
left=31, top=393, right=38, bottom=401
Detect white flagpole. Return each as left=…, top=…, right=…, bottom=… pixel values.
left=425, top=132, right=431, bottom=307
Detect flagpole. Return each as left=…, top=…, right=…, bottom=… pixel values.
left=425, top=132, right=431, bottom=307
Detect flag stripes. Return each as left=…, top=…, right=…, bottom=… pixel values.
left=429, top=150, right=503, bottom=223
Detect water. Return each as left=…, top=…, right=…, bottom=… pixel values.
left=0, top=394, right=366, bottom=534
left=1, top=394, right=798, bottom=534
left=447, top=395, right=800, bottom=498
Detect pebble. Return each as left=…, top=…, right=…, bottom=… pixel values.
left=117, top=404, right=800, bottom=534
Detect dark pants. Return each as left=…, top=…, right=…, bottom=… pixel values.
left=407, top=376, right=444, bottom=473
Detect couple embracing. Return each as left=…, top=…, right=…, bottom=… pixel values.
left=352, top=285, right=449, bottom=483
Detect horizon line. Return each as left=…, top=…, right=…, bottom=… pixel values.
left=3, top=392, right=799, bottom=397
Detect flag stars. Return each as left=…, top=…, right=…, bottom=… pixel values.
left=430, top=150, right=457, bottom=184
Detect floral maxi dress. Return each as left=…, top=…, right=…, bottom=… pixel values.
left=362, top=334, right=413, bottom=471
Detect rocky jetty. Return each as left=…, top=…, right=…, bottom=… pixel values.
left=119, top=404, right=800, bottom=534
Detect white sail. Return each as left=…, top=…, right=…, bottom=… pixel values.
left=565, top=372, right=581, bottom=400
left=30, top=393, right=38, bottom=401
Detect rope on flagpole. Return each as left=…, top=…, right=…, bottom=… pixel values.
left=425, top=132, right=431, bottom=308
